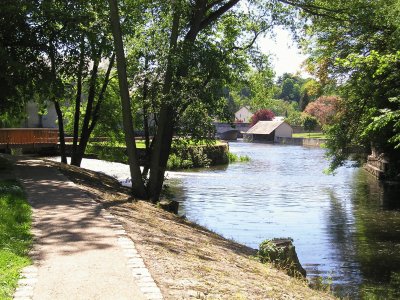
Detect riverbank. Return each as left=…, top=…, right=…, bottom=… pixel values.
left=44, top=159, right=334, bottom=299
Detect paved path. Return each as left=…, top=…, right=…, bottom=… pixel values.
left=12, top=158, right=162, bottom=300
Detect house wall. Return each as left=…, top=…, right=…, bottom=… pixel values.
left=25, top=101, right=41, bottom=127
left=235, top=107, right=253, bottom=123
left=41, top=102, right=58, bottom=128
left=23, top=101, right=58, bottom=128
left=275, top=123, right=293, bottom=138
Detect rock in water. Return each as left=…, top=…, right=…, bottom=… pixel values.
left=258, top=238, right=307, bottom=278
left=158, top=200, right=179, bottom=214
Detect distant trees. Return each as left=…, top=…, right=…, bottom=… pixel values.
left=277, top=74, right=302, bottom=102
left=250, top=109, right=275, bottom=126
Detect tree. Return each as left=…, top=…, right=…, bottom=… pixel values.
left=108, top=0, right=147, bottom=198
left=118, top=0, right=295, bottom=202
left=275, top=73, right=304, bottom=102
left=304, top=95, right=340, bottom=127
left=299, top=79, right=322, bottom=111
left=250, top=109, right=275, bottom=126
left=298, top=0, right=400, bottom=172
left=302, top=115, right=318, bottom=137
left=0, top=1, right=47, bottom=125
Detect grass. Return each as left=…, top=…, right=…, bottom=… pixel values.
left=0, top=176, right=32, bottom=299
left=292, top=132, right=327, bottom=139
left=227, top=152, right=251, bottom=163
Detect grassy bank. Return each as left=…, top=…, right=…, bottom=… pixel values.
left=292, top=132, right=326, bottom=139
left=0, top=159, right=32, bottom=299
left=49, top=160, right=334, bottom=299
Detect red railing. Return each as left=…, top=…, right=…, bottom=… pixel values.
left=0, top=128, right=58, bottom=148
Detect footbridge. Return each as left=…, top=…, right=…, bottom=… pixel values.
left=0, top=128, right=58, bottom=151
left=214, top=122, right=251, bottom=140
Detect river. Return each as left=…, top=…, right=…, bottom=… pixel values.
left=50, top=141, right=400, bottom=298
left=166, top=141, right=400, bottom=299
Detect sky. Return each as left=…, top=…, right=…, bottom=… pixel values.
left=257, top=26, right=308, bottom=78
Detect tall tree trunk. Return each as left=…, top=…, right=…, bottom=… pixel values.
left=49, top=42, right=67, bottom=164
left=141, top=55, right=151, bottom=177
left=74, top=53, right=116, bottom=166
left=54, top=100, right=67, bottom=164
left=71, top=47, right=102, bottom=166
left=147, top=4, right=181, bottom=202
left=147, top=0, right=238, bottom=202
left=72, top=35, right=85, bottom=162
left=88, top=53, right=116, bottom=134
left=108, top=0, right=147, bottom=199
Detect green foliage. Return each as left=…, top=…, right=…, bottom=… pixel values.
left=167, top=153, right=194, bottom=170
left=0, top=180, right=32, bottom=299
left=257, top=239, right=291, bottom=264
left=227, top=152, right=250, bottom=163
left=302, top=115, right=318, bottom=133
left=308, top=275, right=333, bottom=293
left=167, top=140, right=212, bottom=170
left=299, top=0, right=400, bottom=172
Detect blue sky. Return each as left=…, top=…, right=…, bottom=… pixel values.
left=258, top=27, right=308, bottom=78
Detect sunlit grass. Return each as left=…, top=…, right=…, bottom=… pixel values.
left=292, top=132, right=326, bottom=139
left=0, top=179, right=32, bottom=299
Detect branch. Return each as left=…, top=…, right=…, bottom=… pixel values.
left=228, top=29, right=265, bottom=52
left=199, top=0, right=240, bottom=32
left=185, top=0, right=240, bottom=41
left=277, top=0, right=347, bottom=21
left=206, top=0, right=225, bottom=11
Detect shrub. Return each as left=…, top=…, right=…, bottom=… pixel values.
left=250, top=109, right=275, bottom=126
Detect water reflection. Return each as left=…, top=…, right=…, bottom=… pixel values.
left=351, top=170, right=400, bottom=299
left=167, top=141, right=400, bottom=298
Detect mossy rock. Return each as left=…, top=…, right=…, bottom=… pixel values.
left=257, top=238, right=306, bottom=278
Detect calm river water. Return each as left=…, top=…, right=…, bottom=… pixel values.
left=166, top=142, right=400, bottom=299
left=53, top=142, right=400, bottom=298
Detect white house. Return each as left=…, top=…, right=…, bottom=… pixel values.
left=235, top=107, right=253, bottom=123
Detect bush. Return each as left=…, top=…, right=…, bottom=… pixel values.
left=250, top=109, right=275, bottom=126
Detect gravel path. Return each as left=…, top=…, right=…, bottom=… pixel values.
left=12, top=158, right=162, bottom=300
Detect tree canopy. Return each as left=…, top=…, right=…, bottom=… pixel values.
left=298, top=0, right=400, bottom=173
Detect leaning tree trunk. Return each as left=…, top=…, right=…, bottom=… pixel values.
left=71, top=47, right=101, bottom=167
left=108, top=0, right=147, bottom=199
left=54, top=100, right=67, bottom=164
left=147, top=4, right=181, bottom=202
left=71, top=35, right=85, bottom=163
left=49, top=43, right=67, bottom=164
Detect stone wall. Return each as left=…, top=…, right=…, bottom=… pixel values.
left=274, top=137, right=327, bottom=148
left=364, top=152, right=390, bottom=180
